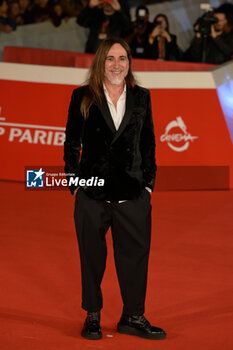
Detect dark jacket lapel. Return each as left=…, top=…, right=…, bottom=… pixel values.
left=98, top=96, right=116, bottom=134
left=111, top=87, right=134, bottom=144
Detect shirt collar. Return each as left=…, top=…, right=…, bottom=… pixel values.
left=103, top=83, right=126, bottom=96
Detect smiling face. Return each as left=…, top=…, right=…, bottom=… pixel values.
left=104, top=43, right=129, bottom=86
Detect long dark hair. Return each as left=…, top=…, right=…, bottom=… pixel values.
left=80, top=37, right=136, bottom=119
left=154, top=13, right=170, bottom=32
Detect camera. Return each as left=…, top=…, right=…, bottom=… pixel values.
left=153, top=20, right=163, bottom=28
left=136, top=8, right=146, bottom=29
left=194, top=4, right=218, bottom=35
left=194, top=12, right=218, bottom=35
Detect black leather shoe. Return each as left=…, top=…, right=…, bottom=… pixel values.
left=81, top=311, right=102, bottom=340
left=117, top=314, right=166, bottom=340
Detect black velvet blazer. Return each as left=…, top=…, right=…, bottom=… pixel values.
left=64, top=84, right=156, bottom=201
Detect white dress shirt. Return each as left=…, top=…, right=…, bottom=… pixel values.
left=103, top=83, right=126, bottom=130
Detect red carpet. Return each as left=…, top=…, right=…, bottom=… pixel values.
left=0, top=181, right=233, bottom=350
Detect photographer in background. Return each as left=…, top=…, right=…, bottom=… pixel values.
left=77, top=0, right=131, bottom=53
left=184, top=5, right=233, bottom=64
left=147, top=13, right=182, bottom=61
left=125, top=5, right=153, bottom=59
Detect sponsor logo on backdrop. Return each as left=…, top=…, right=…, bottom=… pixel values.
left=0, top=114, right=65, bottom=146
left=25, top=167, right=105, bottom=190
left=160, top=116, right=198, bottom=152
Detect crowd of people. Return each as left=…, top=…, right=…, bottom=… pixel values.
left=0, top=0, right=157, bottom=30
left=0, top=0, right=87, bottom=30
left=77, top=1, right=233, bottom=64
left=0, top=0, right=233, bottom=64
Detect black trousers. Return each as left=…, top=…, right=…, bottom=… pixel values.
left=74, top=188, right=152, bottom=316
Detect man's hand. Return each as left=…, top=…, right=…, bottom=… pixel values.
left=111, top=0, right=121, bottom=11
left=89, top=0, right=101, bottom=8
left=210, top=24, right=218, bottom=38
left=194, top=23, right=201, bottom=39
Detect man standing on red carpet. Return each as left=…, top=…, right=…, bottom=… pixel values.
left=64, top=37, right=166, bottom=341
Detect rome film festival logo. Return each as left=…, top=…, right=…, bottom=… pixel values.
left=160, top=117, right=198, bottom=152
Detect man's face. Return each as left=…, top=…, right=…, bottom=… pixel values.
left=104, top=43, right=129, bottom=86
left=102, top=3, right=114, bottom=16
left=214, top=13, right=227, bottom=32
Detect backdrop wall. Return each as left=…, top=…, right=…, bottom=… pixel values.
left=0, top=61, right=232, bottom=190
